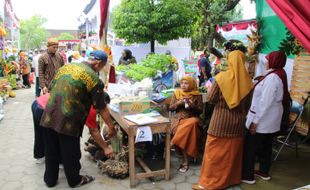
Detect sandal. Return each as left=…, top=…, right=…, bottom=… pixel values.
left=178, top=164, right=189, bottom=173
left=74, top=175, right=95, bottom=187
left=192, top=183, right=207, bottom=190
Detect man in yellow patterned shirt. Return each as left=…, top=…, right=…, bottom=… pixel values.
left=40, top=50, right=116, bottom=188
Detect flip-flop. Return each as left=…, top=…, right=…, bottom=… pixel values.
left=74, top=175, right=95, bottom=187
left=191, top=183, right=207, bottom=190
left=178, top=164, right=189, bottom=173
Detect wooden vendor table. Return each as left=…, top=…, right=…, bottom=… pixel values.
left=109, top=108, right=171, bottom=188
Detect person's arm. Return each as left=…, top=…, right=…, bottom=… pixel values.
left=187, top=95, right=203, bottom=114
left=99, top=106, right=116, bottom=139
left=88, top=127, right=113, bottom=157
left=58, top=53, right=65, bottom=66
left=206, top=81, right=220, bottom=104
left=169, top=94, right=184, bottom=111
left=38, top=56, right=48, bottom=94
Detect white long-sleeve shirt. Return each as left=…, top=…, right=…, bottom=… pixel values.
left=246, top=72, right=284, bottom=133
left=32, top=54, right=41, bottom=77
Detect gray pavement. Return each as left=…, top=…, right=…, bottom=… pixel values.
left=0, top=87, right=243, bottom=190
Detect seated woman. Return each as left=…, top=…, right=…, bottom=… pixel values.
left=169, top=76, right=203, bottom=173
left=118, top=49, right=136, bottom=65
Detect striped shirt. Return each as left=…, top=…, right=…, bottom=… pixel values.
left=38, top=52, right=64, bottom=89
left=207, top=82, right=251, bottom=137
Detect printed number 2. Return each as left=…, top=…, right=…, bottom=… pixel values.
left=138, top=130, right=145, bottom=138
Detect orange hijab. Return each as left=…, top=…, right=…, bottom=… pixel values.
left=215, top=50, right=253, bottom=109
left=175, top=76, right=201, bottom=99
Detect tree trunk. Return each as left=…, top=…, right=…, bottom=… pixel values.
left=214, top=31, right=226, bottom=45
left=150, top=40, right=155, bottom=53
left=225, top=0, right=241, bottom=11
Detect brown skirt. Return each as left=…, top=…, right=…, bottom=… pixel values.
left=198, top=135, right=243, bottom=190
left=171, top=117, right=200, bottom=158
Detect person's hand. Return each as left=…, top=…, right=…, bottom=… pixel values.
left=103, top=145, right=114, bottom=158
left=249, top=123, right=257, bottom=135
left=176, top=99, right=184, bottom=106
left=42, top=87, right=49, bottom=94
left=187, top=99, right=193, bottom=107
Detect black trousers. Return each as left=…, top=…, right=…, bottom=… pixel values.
left=22, top=73, right=31, bottom=87
left=35, top=77, right=41, bottom=97
left=43, top=128, right=81, bottom=187
left=242, top=130, right=274, bottom=180
left=31, top=100, right=45, bottom=159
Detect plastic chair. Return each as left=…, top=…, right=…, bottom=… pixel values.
left=273, top=95, right=310, bottom=161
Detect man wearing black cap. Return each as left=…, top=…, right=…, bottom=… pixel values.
left=40, top=50, right=116, bottom=188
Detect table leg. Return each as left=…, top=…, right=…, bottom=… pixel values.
left=165, top=124, right=171, bottom=180
left=128, top=133, right=136, bottom=188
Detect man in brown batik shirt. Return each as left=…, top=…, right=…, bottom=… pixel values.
left=38, top=39, right=64, bottom=94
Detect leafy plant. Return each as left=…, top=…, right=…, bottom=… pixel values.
left=279, top=29, right=305, bottom=56
left=199, top=86, right=207, bottom=93
left=116, top=54, right=172, bottom=81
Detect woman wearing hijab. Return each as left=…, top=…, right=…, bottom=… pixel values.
left=169, top=76, right=203, bottom=173
left=242, top=51, right=289, bottom=184
left=192, top=40, right=253, bottom=190
left=118, top=49, right=137, bottom=65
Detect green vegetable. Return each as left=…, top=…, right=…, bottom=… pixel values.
left=115, top=54, right=173, bottom=81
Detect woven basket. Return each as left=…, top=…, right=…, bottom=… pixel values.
left=98, top=147, right=129, bottom=179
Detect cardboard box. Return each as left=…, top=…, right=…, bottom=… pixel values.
left=118, top=96, right=150, bottom=115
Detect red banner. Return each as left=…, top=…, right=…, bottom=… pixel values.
left=266, top=0, right=310, bottom=52
left=99, top=0, right=110, bottom=40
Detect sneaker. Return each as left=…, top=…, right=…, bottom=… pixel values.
left=241, top=179, right=256, bottom=185
left=255, top=170, right=271, bottom=180
left=35, top=157, right=45, bottom=164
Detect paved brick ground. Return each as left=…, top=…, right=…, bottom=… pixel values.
left=0, top=87, right=243, bottom=190
left=2, top=86, right=310, bottom=190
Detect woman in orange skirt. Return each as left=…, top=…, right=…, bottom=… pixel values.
left=169, top=76, right=203, bottom=173
left=192, top=40, right=253, bottom=190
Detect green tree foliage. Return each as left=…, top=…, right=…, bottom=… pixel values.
left=57, top=32, right=75, bottom=40
left=20, top=15, right=49, bottom=50
left=279, top=29, right=305, bottom=56
left=191, top=0, right=243, bottom=50
left=112, top=0, right=199, bottom=52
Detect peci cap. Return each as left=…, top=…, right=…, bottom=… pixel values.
left=47, top=38, right=59, bottom=47
left=90, top=50, right=108, bottom=63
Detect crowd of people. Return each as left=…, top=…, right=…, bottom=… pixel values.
left=12, top=37, right=288, bottom=189
left=166, top=40, right=289, bottom=190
